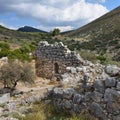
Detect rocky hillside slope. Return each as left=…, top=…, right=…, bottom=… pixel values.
left=64, top=6, right=120, bottom=60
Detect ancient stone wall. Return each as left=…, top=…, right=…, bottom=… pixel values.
left=48, top=65, right=120, bottom=120
left=36, top=41, right=83, bottom=79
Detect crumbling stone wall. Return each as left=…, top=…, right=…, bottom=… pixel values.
left=48, top=65, right=120, bottom=120
left=36, top=41, right=83, bottom=79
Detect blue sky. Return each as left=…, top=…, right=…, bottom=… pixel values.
left=0, top=0, right=119, bottom=32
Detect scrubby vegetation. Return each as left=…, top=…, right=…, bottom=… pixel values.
left=14, top=102, right=95, bottom=120
left=0, top=61, right=35, bottom=90
left=0, top=42, right=36, bottom=61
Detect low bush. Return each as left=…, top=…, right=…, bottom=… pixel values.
left=79, top=50, right=97, bottom=63
left=0, top=42, right=10, bottom=50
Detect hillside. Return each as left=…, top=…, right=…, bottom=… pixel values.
left=17, top=26, right=47, bottom=33
left=64, top=6, right=120, bottom=60
left=0, top=25, right=49, bottom=45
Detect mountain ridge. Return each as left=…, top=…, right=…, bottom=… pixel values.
left=17, top=26, right=48, bottom=33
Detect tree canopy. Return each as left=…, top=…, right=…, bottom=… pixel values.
left=0, top=61, right=35, bottom=90
left=52, top=28, right=60, bottom=36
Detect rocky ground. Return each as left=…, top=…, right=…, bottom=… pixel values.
left=49, top=62, right=120, bottom=120
left=0, top=77, right=55, bottom=120
left=0, top=59, right=120, bottom=120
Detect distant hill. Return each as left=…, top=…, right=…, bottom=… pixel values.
left=17, top=26, right=47, bottom=33
left=64, top=6, right=120, bottom=60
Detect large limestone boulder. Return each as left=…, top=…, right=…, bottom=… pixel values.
left=105, top=65, right=120, bottom=77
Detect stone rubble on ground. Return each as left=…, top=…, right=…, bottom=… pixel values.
left=48, top=61, right=120, bottom=120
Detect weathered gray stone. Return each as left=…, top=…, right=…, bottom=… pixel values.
left=76, top=67, right=83, bottom=72
left=63, top=88, right=75, bottom=99
left=0, top=93, right=10, bottom=105
left=91, top=91, right=103, bottom=103
left=90, top=102, right=107, bottom=120
left=73, top=94, right=82, bottom=104
left=54, top=99, right=63, bottom=112
left=85, top=92, right=92, bottom=102
left=104, top=88, right=120, bottom=102
left=116, top=82, right=120, bottom=90
left=94, top=79, right=105, bottom=93
left=105, top=65, right=120, bottom=77
left=73, top=104, right=86, bottom=113
left=113, top=115, right=120, bottom=120
left=70, top=67, right=76, bottom=74
left=105, top=77, right=117, bottom=87
left=64, top=100, right=72, bottom=109
left=53, top=88, right=63, bottom=99
left=107, top=101, right=120, bottom=115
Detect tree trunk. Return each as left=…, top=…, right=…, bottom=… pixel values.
left=12, top=82, right=17, bottom=90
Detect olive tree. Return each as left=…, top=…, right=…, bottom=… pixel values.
left=52, top=28, right=60, bottom=36
left=0, top=61, right=35, bottom=90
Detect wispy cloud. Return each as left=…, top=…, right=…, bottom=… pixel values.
left=0, top=0, right=108, bottom=31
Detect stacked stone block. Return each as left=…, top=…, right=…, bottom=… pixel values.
left=36, top=41, right=83, bottom=79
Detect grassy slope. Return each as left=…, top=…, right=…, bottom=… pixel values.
left=0, top=25, right=48, bottom=45
left=64, top=6, right=120, bottom=60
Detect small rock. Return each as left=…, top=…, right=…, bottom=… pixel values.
left=104, top=88, right=120, bottom=102
left=107, top=101, right=120, bottom=115
left=0, top=93, right=10, bottom=105
left=105, top=77, right=117, bottom=87
left=116, top=82, right=120, bottom=90
left=73, top=94, right=82, bottom=104
left=90, top=102, right=107, bottom=120
left=63, top=88, right=75, bottom=99
left=91, top=91, right=103, bottom=103
left=94, top=80, right=105, bottom=93
left=64, top=100, right=72, bottom=109
left=53, top=88, right=63, bottom=99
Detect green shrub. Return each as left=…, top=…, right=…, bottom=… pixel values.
left=8, top=50, right=31, bottom=61
left=0, top=48, right=10, bottom=57
left=0, top=42, right=10, bottom=50
left=20, top=44, right=31, bottom=53
left=97, top=56, right=106, bottom=62
left=79, top=50, right=97, bottom=63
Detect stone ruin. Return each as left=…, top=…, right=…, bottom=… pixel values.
left=36, top=41, right=120, bottom=120
left=36, top=41, right=83, bottom=79
left=47, top=65, right=120, bottom=120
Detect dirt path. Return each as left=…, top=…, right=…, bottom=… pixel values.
left=16, top=77, right=57, bottom=97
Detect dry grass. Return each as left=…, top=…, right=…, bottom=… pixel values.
left=13, top=101, right=96, bottom=120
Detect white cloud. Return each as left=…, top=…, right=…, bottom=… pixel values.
left=0, top=0, right=109, bottom=31
left=0, top=21, right=17, bottom=30
left=93, top=0, right=106, bottom=3
left=54, top=26, right=74, bottom=32
left=36, top=25, right=73, bottom=32
left=0, top=22, right=5, bottom=26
